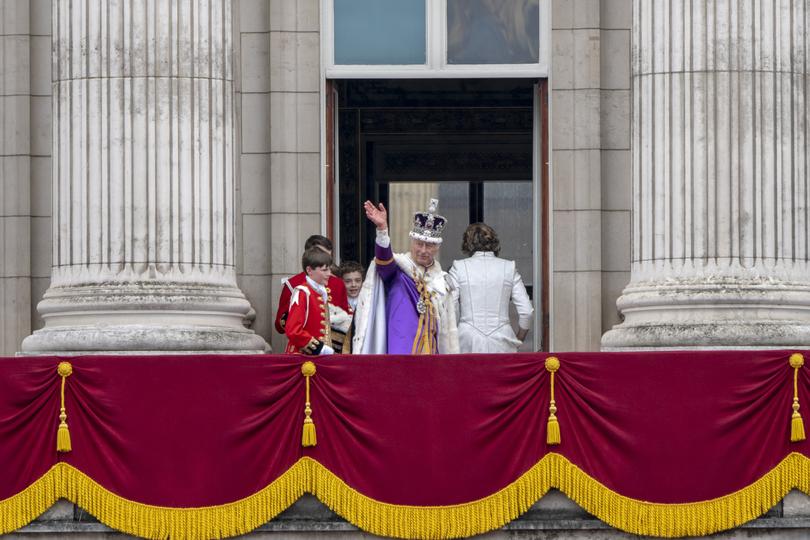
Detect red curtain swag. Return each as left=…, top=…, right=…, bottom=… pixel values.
left=0, top=351, right=808, bottom=539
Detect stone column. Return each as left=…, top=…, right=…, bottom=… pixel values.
left=22, top=0, right=268, bottom=353
left=603, top=0, right=810, bottom=349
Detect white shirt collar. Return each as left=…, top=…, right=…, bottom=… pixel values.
left=305, top=276, right=328, bottom=301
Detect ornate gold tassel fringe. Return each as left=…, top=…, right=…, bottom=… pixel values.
left=3, top=453, right=810, bottom=538
left=301, top=361, right=317, bottom=447
left=0, top=460, right=307, bottom=539
left=305, top=453, right=810, bottom=540
left=545, top=356, right=561, bottom=445
left=790, top=353, right=806, bottom=442
left=56, top=362, right=73, bottom=453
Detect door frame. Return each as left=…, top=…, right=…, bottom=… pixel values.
left=323, top=78, right=550, bottom=351
left=534, top=80, right=550, bottom=352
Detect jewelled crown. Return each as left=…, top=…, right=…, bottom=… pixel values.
left=409, top=198, right=446, bottom=244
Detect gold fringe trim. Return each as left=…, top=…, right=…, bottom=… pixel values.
left=553, top=452, right=810, bottom=538
left=0, top=465, right=62, bottom=534
left=305, top=453, right=810, bottom=539
left=303, top=457, right=551, bottom=539
left=0, top=461, right=306, bottom=540
left=2, top=454, right=810, bottom=539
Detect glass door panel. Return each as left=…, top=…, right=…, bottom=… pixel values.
left=482, top=182, right=533, bottom=283
left=387, top=181, right=469, bottom=271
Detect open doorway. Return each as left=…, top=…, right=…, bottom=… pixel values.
left=328, top=78, right=548, bottom=350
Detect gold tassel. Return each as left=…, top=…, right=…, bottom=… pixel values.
left=56, top=362, right=73, bottom=453
left=301, top=361, right=317, bottom=447
left=789, top=353, right=806, bottom=443
left=545, top=356, right=561, bottom=445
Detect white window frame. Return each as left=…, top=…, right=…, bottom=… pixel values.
left=321, top=0, right=550, bottom=79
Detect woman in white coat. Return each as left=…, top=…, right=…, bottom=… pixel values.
left=448, top=223, right=534, bottom=353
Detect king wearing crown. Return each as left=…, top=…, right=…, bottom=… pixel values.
left=352, top=199, right=459, bottom=355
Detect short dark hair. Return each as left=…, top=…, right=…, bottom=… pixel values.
left=337, top=260, right=365, bottom=278
left=304, top=235, right=333, bottom=252
left=461, top=223, right=500, bottom=256
left=302, top=248, right=333, bottom=273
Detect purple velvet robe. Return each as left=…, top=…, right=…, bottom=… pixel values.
left=375, top=242, right=437, bottom=354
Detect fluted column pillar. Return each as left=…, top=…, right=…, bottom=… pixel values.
left=603, top=0, right=810, bottom=349
left=22, top=0, right=268, bottom=353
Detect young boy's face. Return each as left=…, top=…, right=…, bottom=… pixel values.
left=342, top=271, right=363, bottom=298
left=307, top=265, right=332, bottom=286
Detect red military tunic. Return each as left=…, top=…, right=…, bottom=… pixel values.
left=284, top=282, right=332, bottom=355
left=275, top=273, right=350, bottom=334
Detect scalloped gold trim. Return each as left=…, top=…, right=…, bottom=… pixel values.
left=2, top=453, right=809, bottom=539
left=305, top=453, right=810, bottom=539
left=0, top=461, right=306, bottom=540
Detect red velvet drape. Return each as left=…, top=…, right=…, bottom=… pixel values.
left=0, top=351, right=807, bottom=507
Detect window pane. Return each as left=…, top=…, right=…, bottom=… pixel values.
left=483, top=182, right=533, bottom=281
left=447, top=0, right=539, bottom=64
left=387, top=182, right=468, bottom=271
left=334, top=0, right=426, bottom=65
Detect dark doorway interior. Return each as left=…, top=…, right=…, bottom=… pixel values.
left=336, top=78, right=536, bottom=296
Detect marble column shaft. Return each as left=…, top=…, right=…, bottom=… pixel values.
left=603, top=0, right=810, bottom=349
left=22, top=0, right=267, bottom=353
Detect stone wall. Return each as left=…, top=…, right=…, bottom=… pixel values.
left=235, top=0, right=321, bottom=354
left=0, top=0, right=51, bottom=356
left=235, top=0, right=274, bottom=347
left=549, top=0, right=632, bottom=351
left=599, top=0, right=633, bottom=339
left=0, top=0, right=30, bottom=356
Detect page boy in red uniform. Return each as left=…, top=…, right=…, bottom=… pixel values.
left=284, top=248, right=338, bottom=355
left=274, top=235, right=351, bottom=336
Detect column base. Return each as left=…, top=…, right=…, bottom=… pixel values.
left=601, top=278, right=810, bottom=351
left=602, top=321, right=810, bottom=351
left=20, top=281, right=270, bottom=354
left=21, top=324, right=270, bottom=354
